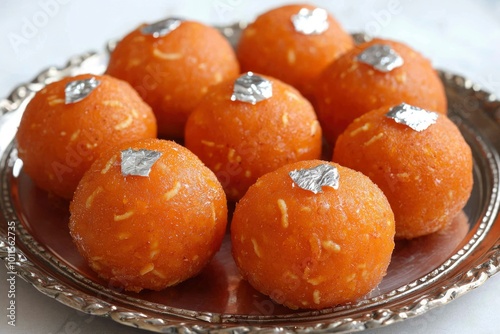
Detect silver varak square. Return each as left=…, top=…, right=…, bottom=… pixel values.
left=230, top=72, right=273, bottom=105
left=289, top=164, right=340, bottom=194
left=356, top=44, right=404, bottom=72
left=65, top=77, right=100, bottom=104
left=386, top=103, right=438, bottom=132
left=121, top=149, right=162, bottom=177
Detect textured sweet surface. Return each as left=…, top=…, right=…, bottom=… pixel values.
left=237, top=4, right=354, bottom=101
left=333, top=105, right=473, bottom=239
left=106, top=20, right=239, bottom=139
left=16, top=73, right=157, bottom=199
left=69, top=138, right=227, bottom=292
left=185, top=75, right=322, bottom=202
left=315, top=38, right=447, bottom=144
left=231, top=160, right=395, bottom=309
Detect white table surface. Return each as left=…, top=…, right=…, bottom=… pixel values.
left=1, top=0, right=499, bottom=333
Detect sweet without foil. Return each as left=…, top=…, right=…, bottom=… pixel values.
left=64, top=77, right=100, bottom=104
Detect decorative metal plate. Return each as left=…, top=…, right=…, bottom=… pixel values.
left=0, top=25, right=499, bottom=333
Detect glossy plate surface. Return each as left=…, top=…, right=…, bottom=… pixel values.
left=0, top=26, right=499, bottom=333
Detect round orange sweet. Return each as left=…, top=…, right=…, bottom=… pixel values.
left=315, top=38, right=447, bottom=144
left=237, top=4, right=354, bottom=101
left=16, top=73, right=157, bottom=200
left=106, top=19, right=240, bottom=139
left=184, top=74, right=322, bottom=202
left=69, top=138, right=227, bottom=292
left=333, top=105, right=473, bottom=239
left=231, top=160, right=395, bottom=309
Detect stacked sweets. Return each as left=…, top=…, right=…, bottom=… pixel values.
left=16, top=4, right=472, bottom=309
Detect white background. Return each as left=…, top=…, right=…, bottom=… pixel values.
left=1, top=0, right=500, bottom=333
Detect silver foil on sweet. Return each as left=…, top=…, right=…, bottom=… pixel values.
left=289, top=164, right=339, bottom=194
left=291, top=7, right=329, bottom=35
left=120, top=149, right=162, bottom=177
left=64, top=77, right=100, bottom=104
left=386, top=103, right=438, bottom=132
left=230, top=72, right=272, bottom=105
left=141, top=18, right=182, bottom=38
left=356, top=44, right=404, bottom=72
